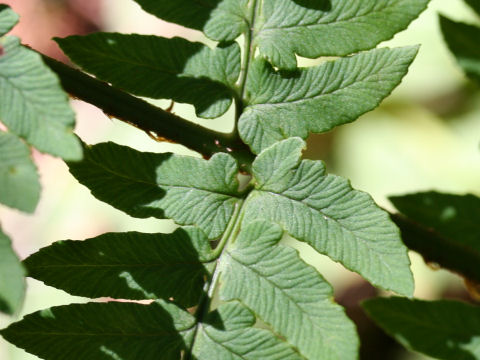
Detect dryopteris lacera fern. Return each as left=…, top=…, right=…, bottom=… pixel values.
left=1, top=1, right=431, bottom=359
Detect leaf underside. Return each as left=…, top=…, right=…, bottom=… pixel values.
left=244, top=138, right=414, bottom=295
left=0, top=131, right=40, bottom=212
left=364, top=297, right=480, bottom=360
left=68, top=142, right=241, bottom=239
left=0, top=4, right=18, bottom=36
left=255, top=0, right=429, bottom=69
left=0, top=36, right=81, bottom=160
left=240, top=46, right=418, bottom=153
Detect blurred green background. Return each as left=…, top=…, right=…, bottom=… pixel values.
left=0, top=0, right=479, bottom=359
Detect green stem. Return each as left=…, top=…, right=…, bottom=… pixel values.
left=42, top=55, right=255, bottom=171
left=185, top=200, right=245, bottom=359
left=235, top=0, right=260, bottom=120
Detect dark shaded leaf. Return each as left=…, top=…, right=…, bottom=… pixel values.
left=25, top=227, right=215, bottom=308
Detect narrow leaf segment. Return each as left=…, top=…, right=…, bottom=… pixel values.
left=131, top=0, right=249, bottom=42
left=244, top=138, right=414, bottom=295
left=254, top=0, right=429, bottom=69
left=364, top=297, right=480, bottom=360
left=68, top=142, right=242, bottom=239
left=24, top=227, right=216, bottom=308
left=1, top=300, right=197, bottom=360
left=240, top=47, right=419, bottom=153
left=57, top=34, right=241, bottom=118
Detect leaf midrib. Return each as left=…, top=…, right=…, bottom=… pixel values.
left=256, top=190, right=395, bottom=276
left=226, top=251, right=335, bottom=357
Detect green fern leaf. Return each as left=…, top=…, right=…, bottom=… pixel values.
left=243, top=138, right=414, bottom=295
left=254, top=0, right=429, bottom=69
left=68, top=142, right=241, bottom=239
left=0, top=300, right=196, bottom=360
left=131, top=0, right=248, bottom=42
left=0, top=36, right=81, bottom=160
left=24, top=227, right=215, bottom=308
left=56, top=34, right=241, bottom=118
left=239, top=47, right=418, bottom=153
left=364, top=297, right=480, bottom=360
left=220, top=220, right=358, bottom=359
left=0, top=4, right=18, bottom=36
left=0, top=131, right=40, bottom=212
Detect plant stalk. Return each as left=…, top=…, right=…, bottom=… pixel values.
left=42, top=55, right=255, bottom=171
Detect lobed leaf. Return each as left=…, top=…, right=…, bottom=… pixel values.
left=390, top=192, right=480, bottom=283
left=220, top=220, right=358, bottom=360
left=0, top=227, right=25, bottom=315
left=239, top=47, right=418, bottom=153
left=0, top=4, right=18, bottom=36
left=363, top=297, right=480, bottom=360
left=0, top=36, right=82, bottom=160
left=131, top=0, right=248, bottom=42
left=243, top=138, right=414, bottom=295
left=68, top=142, right=241, bottom=239
left=56, top=34, right=241, bottom=118
left=193, top=302, right=304, bottom=359
left=254, top=0, right=429, bottom=69
left=1, top=300, right=196, bottom=360
left=0, top=131, right=40, bottom=212
left=24, top=227, right=215, bottom=308
left=439, top=15, right=480, bottom=83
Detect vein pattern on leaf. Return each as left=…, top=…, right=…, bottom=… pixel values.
left=193, top=302, right=303, bottom=359
left=0, top=131, right=40, bottom=213
left=0, top=36, right=81, bottom=159
left=0, top=300, right=196, bottom=360
left=24, top=227, right=215, bottom=308
left=68, top=142, right=241, bottom=239
left=243, top=138, right=414, bottom=295
left=221, top=220, right=358, bottom=360
left=239, top=47, right=418, bottom=153
left=255, top=0, right=429, bottom=69
left=56, top=34, right=241, bottom=118
left=132, top=0, right=248, bottom=42
left=0, top=5, right=18, bottom=36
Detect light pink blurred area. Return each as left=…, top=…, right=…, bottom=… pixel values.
left=4, top=0, right=101, bottom=60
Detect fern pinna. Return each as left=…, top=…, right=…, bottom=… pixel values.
left=1, top=1, right=430, bottom=359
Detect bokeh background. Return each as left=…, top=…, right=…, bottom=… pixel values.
left=1, top=0, right=479, bottom=359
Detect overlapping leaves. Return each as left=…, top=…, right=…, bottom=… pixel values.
left=68, top=142, right=241, bottom=239
left=57, top=34, right=241, bottom=118
left=0, top=4, right=81, bottom=316
left=4, top=137, right=414, bottom=359
left=244, top=138, right=414, bottom=295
